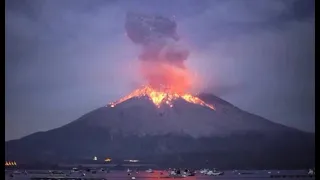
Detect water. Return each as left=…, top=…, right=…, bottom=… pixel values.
left=5, top=170, right=315, bottom=180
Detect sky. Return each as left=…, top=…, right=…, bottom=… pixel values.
left=5, top=0, right=314, bottom=141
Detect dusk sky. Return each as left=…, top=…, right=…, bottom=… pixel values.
left=5, top=0, right=314, bottom=141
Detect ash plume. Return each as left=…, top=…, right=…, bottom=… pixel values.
left=125, top=12, right=190, bottom=91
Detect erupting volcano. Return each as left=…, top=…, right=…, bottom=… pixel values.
left=109, top=13, right=214, bottom=110
left=109, top=85, right=215, bottom=110
left=5, top=12, right=314, bottom=170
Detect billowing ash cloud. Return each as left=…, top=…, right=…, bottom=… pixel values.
left=125, top=12, right=191, bottom=90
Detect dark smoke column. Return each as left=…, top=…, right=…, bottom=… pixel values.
left=125, top=12, right=179, bottom=45
left=125, top=12, right=190, bottom=91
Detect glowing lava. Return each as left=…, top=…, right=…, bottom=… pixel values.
left=109, top=86, right=215, bottom=110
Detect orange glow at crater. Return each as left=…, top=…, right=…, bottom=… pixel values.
left=109, top=85, right=215, bottom=110
left=140, top=61, right=193, bottom=94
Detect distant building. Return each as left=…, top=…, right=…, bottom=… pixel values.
left=105, top=158, right=112, bottom=162
left=5, top=161, right=17, bottom=167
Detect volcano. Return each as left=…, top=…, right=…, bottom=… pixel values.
left=5, top=90, right=315, bottom=169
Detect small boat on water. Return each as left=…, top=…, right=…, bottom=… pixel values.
left=206, top=169, right=224, bottom=176
left=308, top=168, right=315, bottom=175
left=168, top=169, right=195, bottom=178
left=183, top=169, right=196, bottom=176
left=168, top=169, right=184, bottom=178
left=145, top=169, right=154, bottom=173
left=199, top=169, right=209, bottom=174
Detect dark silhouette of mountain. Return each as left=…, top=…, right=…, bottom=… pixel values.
left=5, top=93, right=315, bottom=169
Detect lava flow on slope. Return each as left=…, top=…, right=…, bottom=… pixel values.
left=109, top=85, right=215, bottom=110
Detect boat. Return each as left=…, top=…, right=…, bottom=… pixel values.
left=71, top=168, right=79, bottom=173
left=182, top=169, right=196, bottom=176
left=308, top=168, right=315, bottom=175
left=168, top=169, right=187, bottom=178
left=199, top=169, right=209, bottom=174
left=206, top=169, right=224, bottom=176
left=145, top=169, right=153, bottom=173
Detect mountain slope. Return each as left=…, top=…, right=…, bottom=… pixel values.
left=5, top=93, right=315, bottom=169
